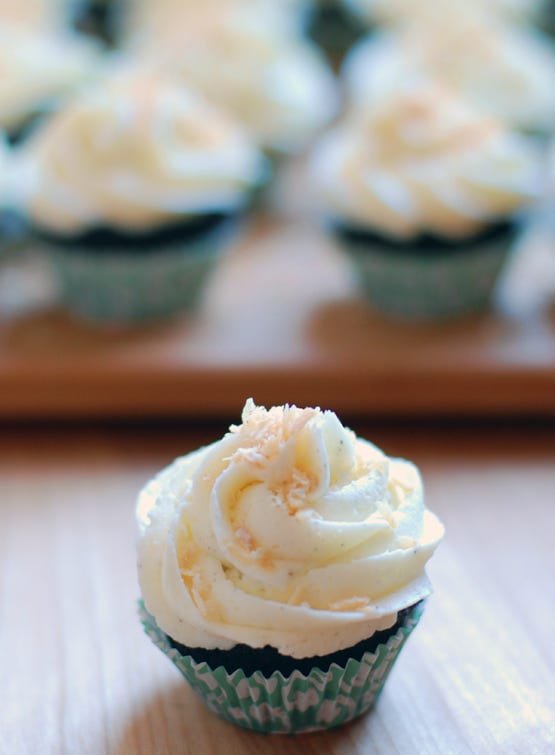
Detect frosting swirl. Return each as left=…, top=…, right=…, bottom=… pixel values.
left=344, top=13, right=555, bottom=134
left=311, top=80, right=540, bottom=239
left=126, top=4, right=338, bottom=152
left=25, top=68, right=265, bottom=234
left=137, top=400, right=444, bottom=658
left=0, top=27, right=100, bottom=133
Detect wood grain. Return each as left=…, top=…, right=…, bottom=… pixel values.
left=0, top=206, right=555, bottom=419
left=2, top=422, right=554, bottom=754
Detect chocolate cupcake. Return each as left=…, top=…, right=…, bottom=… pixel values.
left=311, top=79, right=541, bottom=319
left=137, top=400, right=444, bottom=733
left=22, top=68, right=265, bottom=324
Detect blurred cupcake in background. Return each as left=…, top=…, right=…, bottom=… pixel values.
left=0, top=0, right=78, bottom=30
left=0, top=23, right=101, bottom=144
left=310, top=79, right=541, bottom=320
left=344, top=0, right=549, bottom=28
left=344, top=8, right=555, bottom=139
left=22, top=67, right=266, bottom=325
left=125, top=0, right=309, bottom=39
left=124, top=0, right=338, bottom=156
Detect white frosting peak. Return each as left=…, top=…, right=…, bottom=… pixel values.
left=137, top=401, right=444, bottom=658
left=345, top=15, right=555, bottom=134
left=312, top=79, right=540, bottom=239
left=0, top=0, right=72, bottom=31
left=0, top=26, right=100, bottom=133
left=347, top=0, right=547, bottom=25
left=126, top=4, right=338, bottom=152
left=25, top=68, right=265, bottom=234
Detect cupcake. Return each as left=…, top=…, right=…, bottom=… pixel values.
left=0, top=24, right=100, bottom=144
left=22, top=68, right=265, bottom=324
left=137, top=400, right=444, bottom=734
left=311, top=79, right=540, bottom=320
left=124, top=1, right=338, bottom=155
left=344, top=9, right=555, bottom=138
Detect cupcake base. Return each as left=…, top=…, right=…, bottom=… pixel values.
left=140, top=600, right=425, bottom=735
left=36, top=214, right=237, bottom=324
left=334, top=221, right=517, bottom=320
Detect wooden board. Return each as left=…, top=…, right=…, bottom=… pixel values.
left=2, top=422, right=555, bottom=753
left=1, top=179, right=555, bottom=418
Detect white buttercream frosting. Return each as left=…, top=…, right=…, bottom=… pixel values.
left=312, top=79, right=540, bottom=239
left=0, top=26, right=100, bottom=133
left=125, top=0, right=313, bottom=47
left=0, top=0, right=72, bottom=30
left=345, top=13, right=555, bottom=134
left=125, top=3, right=338, bottom=152
left=24, top=68, right=265, bottom=234
left=346, top=0, right=547, bottom=25
left=137, top=400, right=444, bottom=658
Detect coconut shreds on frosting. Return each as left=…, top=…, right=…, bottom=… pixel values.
left=23, top=67, right=265, bottom=234
left=137, top=400, right=444, bottom=658
left=311, top=78, right=540, bottom=240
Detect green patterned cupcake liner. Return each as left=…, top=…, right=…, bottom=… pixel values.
left=43, top=222, right=236, bottom=325
left=339, top=226, right=516, bottom=320
left=0, top=212, right=28, bottom=263
left=0, top=238, right=23, bottom=263
left=139, top=601, right=425, bottom=735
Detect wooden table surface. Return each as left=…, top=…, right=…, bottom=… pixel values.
left=2, top=420, right=555, bottom=754
left=1, top=201, right=555, bottom=420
